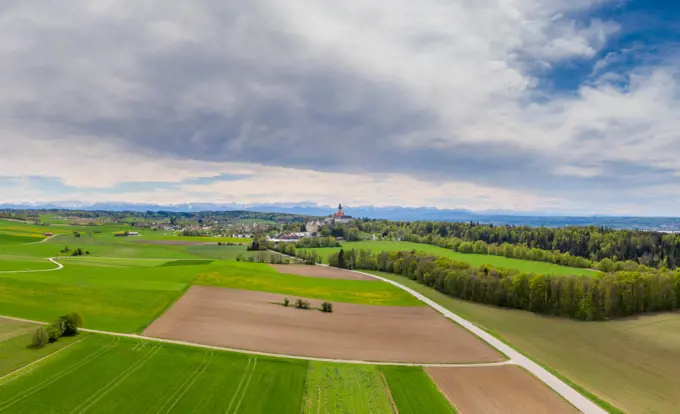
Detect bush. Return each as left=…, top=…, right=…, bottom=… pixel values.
left=295, top=298, right=310, bottom=310
left=46, top=323, right=64, bottom=343
left=60, top=313, right=83, bottom=336
left=32, top=327, right=49, bottom=348
left=283, top=298, right=289, bottom=307
left=321, top=302, right=333, bottom=313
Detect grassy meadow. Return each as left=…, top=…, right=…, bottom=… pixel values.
left=0, top=256, right=58, bottom=271
left=0, top=259, right=215, bottom=332
left=315, top=240, right=599, bottom=276
left=370, top=270, right=680, bottom=414
left=194, top=261, right=423, bottom=306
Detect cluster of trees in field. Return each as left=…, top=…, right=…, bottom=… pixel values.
left=295, top=236, right=340, bottom=248
left=325, top=249, right=680, bottom=320
left=340, top=220, right=680, bottom=269
left=59, top=246, right=90, bottom=256
left=32, top=313, right=83, bottom=348
left=282, top=297, right=333, bottom=312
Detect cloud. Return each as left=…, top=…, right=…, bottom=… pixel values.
left=0, top=0, right=679, bottom=215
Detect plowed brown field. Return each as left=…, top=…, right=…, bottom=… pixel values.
left=144, top=286, right=503, bottom=363
left=269, top=264, right=374, bottom=280
left=426, top=365, right=578, bottom=414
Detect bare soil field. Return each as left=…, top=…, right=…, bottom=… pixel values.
left=131, top=239, right=214, bottom=246
left=144, top=286, right=503, bottom=363
left=269, top=264, right=374, bottom=280
left=426, top=365, right=578, bottom=414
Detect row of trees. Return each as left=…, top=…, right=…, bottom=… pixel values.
left=398, top=235, right=646, bottom=272
left=270, top=243, right=322, bottom=265
left=283, top=297, right=333, bottom=312
left=295, top=236, right=340, bottom=248
left=326, top=249, right=680, bottom=320
left=32, top=313, right=83, bottom=348
left=349, top=220, right=680, bottom=269
left=235, top=252, right=290, bottom=264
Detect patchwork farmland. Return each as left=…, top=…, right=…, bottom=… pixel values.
left=0, top=217, right=666, bottom=413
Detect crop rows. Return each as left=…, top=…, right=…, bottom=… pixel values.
left=0, top=334, right=454, bottom=413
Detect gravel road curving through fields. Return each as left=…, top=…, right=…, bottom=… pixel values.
left=0, top=254, right=607, bottom=413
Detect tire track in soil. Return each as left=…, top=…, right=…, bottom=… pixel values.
left=0, top=338, right=120, bottom=412
left=225, top=357, right=253, bottom=414
left=156, top=352, right=213, bottom=414
left=231, top=357, right=258, bottom=414
left=71, top=345, right=162, bottom=414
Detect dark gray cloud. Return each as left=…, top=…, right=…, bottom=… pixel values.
left=1, top=0, right=680, bottom=213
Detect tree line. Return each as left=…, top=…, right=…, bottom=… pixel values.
left=324, top=249, right=680, bottom=321
left=295, top=236, right=340, bottom=248
left=270, top=243, right=322, bottom=265
left=343, top=220, right=680, bottom=269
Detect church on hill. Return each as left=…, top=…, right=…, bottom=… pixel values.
left=328, top=203, right=353, bottom=224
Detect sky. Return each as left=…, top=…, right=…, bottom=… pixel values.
left=1, top=0, right=680, bottom=216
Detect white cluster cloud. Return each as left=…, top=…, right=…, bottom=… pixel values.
left=0, top=0, right=679, bottom=215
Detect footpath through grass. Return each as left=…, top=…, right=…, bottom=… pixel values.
left=370, top=270, right=679, bottom=414
left=194, top=261, right=423, bottom=306
left=0, top=256, right=58, bottom=271
left=0, top=259, right=215, bottom=333
left=315, top=240, right=598, bottom=276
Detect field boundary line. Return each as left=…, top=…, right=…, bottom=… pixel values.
left=0, top=315, right=512, bottom=367
left=0, top=336, right=88, bottom=386
left=0, top=257, right=63, bottom=274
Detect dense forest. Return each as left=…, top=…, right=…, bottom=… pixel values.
left=320, top=248, right=680, bottom=320
left=347, top=220, right=680, bottom=269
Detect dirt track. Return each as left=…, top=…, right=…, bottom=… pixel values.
left=426, top=365, right=578, bottom=414
left=144, top=286, right=503, bottom=363
left=269, top=264, right=374, bottom=280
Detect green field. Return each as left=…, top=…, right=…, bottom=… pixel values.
left=369, top=271, right=680, bottom=414
left=185, top=244, right=283, bottom=260
left=0, top=334, right=308, bottom=413
left=0, top=256, right=58, bottom=271
left=302, top=362, right=395, bottom=413
left=0, top=320, right=87, bottom=378
left=379, top=366, right=456, bottom=414
left=195, top=261, right=423, bottom=306
left=0, top=330, right=455, bottom=413
left=0, top=259, right=212, bottom=332
left=315, top=241, right=599, bottom=276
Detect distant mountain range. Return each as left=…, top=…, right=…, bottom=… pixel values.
left=2, top=201, right=680, bottom=231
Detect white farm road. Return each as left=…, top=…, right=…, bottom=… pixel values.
left=0, top=255, right=606, bottom=413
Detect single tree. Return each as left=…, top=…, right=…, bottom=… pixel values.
left=32, top=327, right=49, bottom=348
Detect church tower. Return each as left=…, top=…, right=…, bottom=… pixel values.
left=334, top=203, right=345, bottom=218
